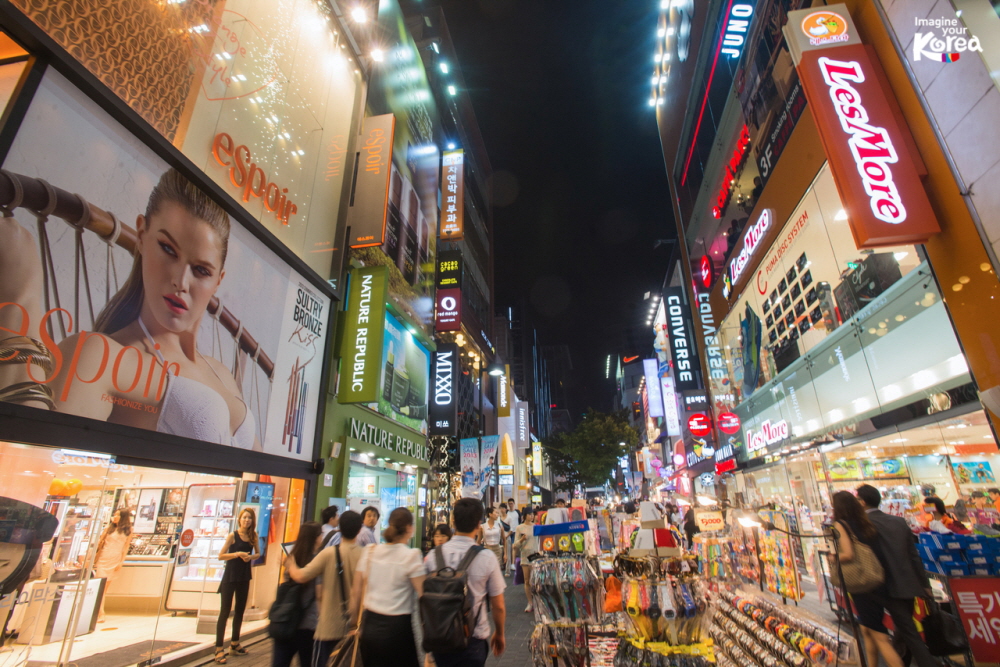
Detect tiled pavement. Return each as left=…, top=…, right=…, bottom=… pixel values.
left=177, top=569, right=537, bottom=666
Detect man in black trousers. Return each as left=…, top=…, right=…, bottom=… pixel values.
left=856, top=484, right=941, bottom=667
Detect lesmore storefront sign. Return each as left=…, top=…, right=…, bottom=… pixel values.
left=338, top=266, right=388, bottom=403
left=785, top=4, right=940, bottom=248
left=349, top=417, right=429, bottom=462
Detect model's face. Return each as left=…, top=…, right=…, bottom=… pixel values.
left=364, top=512, right=378, bottom=528
left=111, top=512, right=120, bottom=524
left=240, top=511, right=253, bottom=529
left=433, top=533, right=449, bottom=546
left=138, top=201, right=225, bottom=333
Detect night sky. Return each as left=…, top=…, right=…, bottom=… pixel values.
left=439, top=0, right=675, bottom=419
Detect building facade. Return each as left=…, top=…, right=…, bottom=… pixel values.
left=654, top=0, right=1000, bottom=540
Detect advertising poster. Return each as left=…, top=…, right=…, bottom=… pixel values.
left=861, top=458, right=909, bottom=480
left=950, top=576, right=1000, bottom=662
left=824, top=459, right=862, bottom=481
left=243, top=482, right=273, bottom=566
left=953, top=461, right=996, bottom=485
left=460, top=438, right=479, bottom=494
left=134, top=489, right=162, bottom=533
left=0, top=70, right=329, bottom=462
left=370, top=312, right=430, bottom=434
left=352, top=0, right=442, bottom=331
left=480, top=435, right=500, bottom=495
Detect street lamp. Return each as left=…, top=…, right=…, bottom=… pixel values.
left=478, top=357, right=505, bottom=506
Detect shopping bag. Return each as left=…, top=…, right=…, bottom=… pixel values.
left=513, top=557, right=524, bottom=585
left=922, top=600, right=969, bottom=657
left=327, top=630, right=362, bottom=667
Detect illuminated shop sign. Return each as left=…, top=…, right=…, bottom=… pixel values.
left=212, top=133, right=298, bottom=226
left=718, top=412, right=741, bottom=434
left=746, top=419, right=788, bottom=453
left=347, top=114, right=395, bottom=248
left=711, top=125, right=751, bottom=218
left=661, top=375, right=681, bottom=436
left=696, top=293, right=726, bottom=382
left=428, top=343, right=457, bottom=436
left=435, top=289, right=461, bottom=332
left=724, top=209, right=772, bottom=298
left=720, top=3, right=756, bottom=59
left=786, top=5, right=941, bottom=247
left=643, top=359, right=664, bottom=418
left=687, top=413, right=712, bottom=437
left=338, top=266, right=389, bottom=403
left=698, top=255, right=713, bottom=289
left=349, top=416, right=428, bottom=462
left=664, top=286, right=701, bottom=392
left=440, top=150, right=465, bottom=240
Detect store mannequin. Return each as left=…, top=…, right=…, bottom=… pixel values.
left=94, top=508, right=132, bottom=622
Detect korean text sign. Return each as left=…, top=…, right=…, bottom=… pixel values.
left=950, top=577, right=999, bottom=662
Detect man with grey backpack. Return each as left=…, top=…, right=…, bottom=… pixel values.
left=422, top=498, right=506, bottom=667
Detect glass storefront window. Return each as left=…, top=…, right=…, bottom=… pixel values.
left=0, top=440, right=301, bottom=666
left=347, top=456, right=420, bottom=545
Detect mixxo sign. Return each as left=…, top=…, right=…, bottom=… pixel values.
left=428, top=343, right=458, bottom=436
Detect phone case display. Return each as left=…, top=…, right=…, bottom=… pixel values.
left=733, top=526, right=761, bottom=584
left=708, top=589, right=851, bottom=667
left=530, top=557, right=604, bottom=624
left=166, top=483, right=237, bottom=612
left=757, top=511, right=801, bottom=600
left=692, top=535, right=739, bottom=581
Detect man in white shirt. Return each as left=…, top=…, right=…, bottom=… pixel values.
left=504, top=499, right=520, bottom=574
left=424, top=498, right=506, bottom=666
left=319, top=504, right=341, bottom=547
left=545, top=498, right=570, bottom=525
left=356, top=506, right=380, bottom=547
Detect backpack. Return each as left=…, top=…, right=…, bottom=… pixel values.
left=268, top=578, right=305, bottom=641
left=420, top=544, right=486, bottom=654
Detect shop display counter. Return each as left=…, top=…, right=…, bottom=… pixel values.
left=15, top=577, right=104, bottom=645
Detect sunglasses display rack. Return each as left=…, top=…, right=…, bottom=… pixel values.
left=707, top=588, right=853, bottom=667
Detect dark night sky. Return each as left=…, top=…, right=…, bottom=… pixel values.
left=439, top=0, right=676, bottom=419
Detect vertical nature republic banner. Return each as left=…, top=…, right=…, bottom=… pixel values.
left=0, top=69, right=328, bottom=461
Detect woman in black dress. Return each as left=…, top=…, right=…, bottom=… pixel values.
left=830, top=491, right=904, bottom=667
left=215, top=507, right=259, bottom=664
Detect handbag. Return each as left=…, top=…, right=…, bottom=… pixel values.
left=328, top=545, right=374, bottom=667
left=923, top=599, right=969, bottom=656
left=828, top=523, right=885, bottom=594
left=513, top=557, right=524, bottom=586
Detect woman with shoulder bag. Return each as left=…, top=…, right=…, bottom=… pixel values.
left=272, top=521, right=321, bottom=667
left=830, top=491, right=903, bottom=667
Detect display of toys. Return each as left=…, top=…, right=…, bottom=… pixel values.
left=530, top=557, right=604, bottom=624
left=613, top=638, right=714, bottom=667
left=756, top=512, right=802, bottom=600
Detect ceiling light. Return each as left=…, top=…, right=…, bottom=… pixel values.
left=440, top=62, right=449, bottom=74
left=648, top=98, right=656, bottom=107
left=651, top=75, right=659, bottom=85
left=894, top=251, right=909, bottom=261
left=667, top=26, right=675, bottom=36
left=657, top=27, right=665, bottom=37
left=447, top=142, right=456, bottom=150
left=447, top=85, right=457, bottom=96
left=351, top=6, right=368, bottom=22
left=834, top=209, right=848, bottom=221
left=371, top=49, right=384, bottom=62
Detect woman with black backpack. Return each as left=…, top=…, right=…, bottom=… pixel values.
left=271, top=521, right=322, bottom=667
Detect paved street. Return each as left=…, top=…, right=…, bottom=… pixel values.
left=177, top=571, right=535, bottom=667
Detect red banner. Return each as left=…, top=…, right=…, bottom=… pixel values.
left=950, top=576, right=999, bottom=662
left=797, top=44, right=940, bottom=247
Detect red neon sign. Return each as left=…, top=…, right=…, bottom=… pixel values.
left=698, top=255, right=713, bottom=289
left=711, top=125, right=751, bottom=218
left=718, top=412, right=741, bottom=434
left=687, top=413, right=712, bottom=437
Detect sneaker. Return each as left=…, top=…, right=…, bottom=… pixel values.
left=525, top=604, right=533, bottom=613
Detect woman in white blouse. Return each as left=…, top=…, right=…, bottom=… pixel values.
left=351, top=507, right=425, bottom=666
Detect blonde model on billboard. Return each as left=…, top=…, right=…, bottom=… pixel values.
left=0, top=169, right=259, bottom=450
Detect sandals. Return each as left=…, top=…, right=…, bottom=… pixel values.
left=214, top=648, right=227, bottom=664
left=230, top=642, right=248, bottom=655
